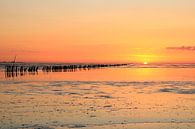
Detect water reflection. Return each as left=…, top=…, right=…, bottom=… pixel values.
left=1, top=64, right=195, bottom=81
left=5, top=71, right=38, bottom=78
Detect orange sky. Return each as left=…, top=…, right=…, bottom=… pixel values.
left=0, top=0, right=195, bottom=63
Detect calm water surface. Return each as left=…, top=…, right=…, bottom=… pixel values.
left=0, top=64, right=195, bottom=129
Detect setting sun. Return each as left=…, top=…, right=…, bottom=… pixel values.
left=144, top=62, right=148, bottom=65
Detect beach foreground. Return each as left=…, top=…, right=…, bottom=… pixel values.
left=0, top=66, right=195, bottom=129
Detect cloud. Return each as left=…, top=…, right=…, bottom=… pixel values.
left=166, top=46, right=195, bottom=51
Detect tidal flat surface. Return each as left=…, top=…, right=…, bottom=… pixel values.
left=0, top=65, right=195, bottom=129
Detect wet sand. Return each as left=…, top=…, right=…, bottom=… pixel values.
left=0, top=81, right=195, bottom=129
left=0, top=67, right=195, bottom=129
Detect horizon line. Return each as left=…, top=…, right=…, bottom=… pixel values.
left=1, top=61, right=195, bottom=64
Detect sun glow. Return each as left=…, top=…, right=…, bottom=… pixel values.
left=131, top=54, right=161, bottom=64
left=144, top=62, right=148, bottom=65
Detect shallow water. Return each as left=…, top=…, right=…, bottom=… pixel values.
left=0, top=64, right=195, bottom=129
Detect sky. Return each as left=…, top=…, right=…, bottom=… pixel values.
left=0, top=0, right=195, bottom=63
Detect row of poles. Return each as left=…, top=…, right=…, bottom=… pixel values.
left=4, top=56, right=128, bottom=77
left=42, top=64, right=127, bottom=72
left=5, top=64, right=128, bottom=78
